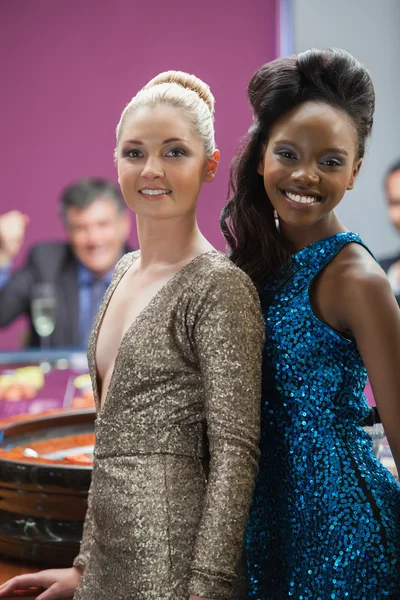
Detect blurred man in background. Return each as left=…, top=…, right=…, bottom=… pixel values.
left=379, top=159, right=400, bottom=306
left=0, top=177, right=131, bottom=348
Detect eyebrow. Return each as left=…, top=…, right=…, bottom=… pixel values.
left=323, top=147, right=349, bottom=157
left=123, top=137, right=186, bottom=145
left=275, top=140, right=349, bottom=157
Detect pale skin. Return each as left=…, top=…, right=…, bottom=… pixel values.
left=63, top=199, right=131, bottom=278
left=0, top=210, right=29, bottom=266
left=0, top=200, right=130, bottom=277
left=0, top=104, right=219, bottom=600
left=259, top=100, right=400, bottom=476
left=385, top=169, right=400, bottom=286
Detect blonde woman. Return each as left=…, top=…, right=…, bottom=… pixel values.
left=0, top=72, right=264, bottom=600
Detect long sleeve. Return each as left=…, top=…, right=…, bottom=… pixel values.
left=73, top=482, right=95, bottom=569
left=188, top=268, right=264, bottom=600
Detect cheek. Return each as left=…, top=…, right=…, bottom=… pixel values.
left=118, top=171, right=137, bottom=201
left=177, top=166, right=205, bottom=193
left=70, top=232, right=86, bottom=248
left=103, top=225, right=119, bottom=242
left=329, top=169, right=356, bottom=193
left=118, top=166, right=130, bottom=182
left=118, top=162, right=138, bottom=181
left=388, top=207, right=400, bottom=224
left=262, top=162, right=283, bottom=195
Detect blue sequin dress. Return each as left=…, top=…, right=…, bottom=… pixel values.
left=246, top=232, right=400, bottom=599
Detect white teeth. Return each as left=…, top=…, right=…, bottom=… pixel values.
left=140, top=189, right=171, bottom=196
left=285, top=191, right=319, bottom=205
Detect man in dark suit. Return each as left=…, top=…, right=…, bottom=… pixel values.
left=379, top=159, right=400, bottom=307
left=0, top=178, right=131, bottom=348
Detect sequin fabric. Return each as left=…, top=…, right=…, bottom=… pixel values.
left=246, top=232, right=400, bottom=599
left=73, top=250, right=264, bottom=600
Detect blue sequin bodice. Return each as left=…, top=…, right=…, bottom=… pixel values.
left=246, top=232, right=400, bottom=599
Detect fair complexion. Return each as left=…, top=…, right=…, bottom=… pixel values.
left=65, top=197, right=130, bottom=277
left=0, top=104, right=219, bottom=600
left=105, top=104, right=218, bottom=600
left=0, top=199, right=130, bottom=277
left=95, top=104, right=219, bottom=413
left=117, top=103, right=218, bottom=263
left=0, top=210, right=29, bottom=266
left=259, top=100, right=400, bottom=475
left=386, top=169, right=400, bottom=233
left=0, top=567, right=82, bottom=600
left=385, top=170, right=400, bottom=286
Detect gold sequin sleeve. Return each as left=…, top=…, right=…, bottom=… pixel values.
left=73, top=482, right=95, bottom=569
left=188, top=268, right=264, bottom=599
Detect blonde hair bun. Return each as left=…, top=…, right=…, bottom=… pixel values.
left=115, top=70, right=216, bottom=159
left=144, top=70, right=215, bottom=117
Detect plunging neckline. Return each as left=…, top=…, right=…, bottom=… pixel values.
left=90, top=249, right=220, bottom=415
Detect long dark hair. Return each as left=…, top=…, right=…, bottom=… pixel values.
left=220, top=48, right=375, bottom=290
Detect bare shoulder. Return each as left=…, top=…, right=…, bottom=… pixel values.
left=314, top=241, right=399, bottom=335
left=332, top=243, right=390, bottom=299
left=334, top=244, right=390, bottom=292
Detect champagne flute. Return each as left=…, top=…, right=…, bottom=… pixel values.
left=31, top=283, right=57, bottom=349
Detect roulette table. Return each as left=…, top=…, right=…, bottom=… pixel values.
left=0, top=349, right=396, bottom=596
left=0, top=350, right=95, bottom=572
left=0, top=409, right=94, bottom=566
left=0, top=350, right=94, bottom=421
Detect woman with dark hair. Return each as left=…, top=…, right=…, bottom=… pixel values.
left=221, top=48, right=400, bottom=598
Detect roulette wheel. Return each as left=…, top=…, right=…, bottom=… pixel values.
left=0, top=409, right=95, bottom=566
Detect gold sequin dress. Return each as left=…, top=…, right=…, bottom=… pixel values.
left=73, top=250, right=264, bottom=600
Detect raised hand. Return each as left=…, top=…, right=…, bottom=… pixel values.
left=0, top=210, right=29, bottom=265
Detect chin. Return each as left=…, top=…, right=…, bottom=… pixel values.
left=86, top=260, right=111, bottom=274
left=279, top=214, right=320, bottom=229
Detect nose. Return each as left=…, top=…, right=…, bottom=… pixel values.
left=141, top=156, right=164, bottom=179
left=291, top=164, right=320, bottom=186
left=84, top=228, right=101, bottom=247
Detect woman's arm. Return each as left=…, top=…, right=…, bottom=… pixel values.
left=189, top=267, right=264, bottom=600
left=335, top=262, right=400, bottom=474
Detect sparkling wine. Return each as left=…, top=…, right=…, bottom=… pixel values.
left=32, top=298, right=56, bottom=337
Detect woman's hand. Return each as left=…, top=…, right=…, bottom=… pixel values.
left=0, top=567, right=82, bottom=600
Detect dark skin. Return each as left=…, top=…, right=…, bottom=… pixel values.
left=258, top=100, right=400, bottom=476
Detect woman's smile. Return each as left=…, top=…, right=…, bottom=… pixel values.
left=139, top=187, right=172, bottom=199
left=279, top=188, right=325, bottom=206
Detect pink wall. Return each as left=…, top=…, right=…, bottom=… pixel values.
left=0, top=0, right=278, bottom=349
